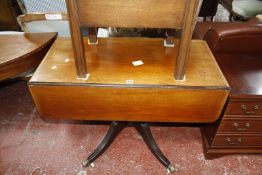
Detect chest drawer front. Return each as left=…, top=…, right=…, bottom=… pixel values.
left=218, top=119, right=262, bottom=133
left=213, top=135, right=262, bottom=146
left=225, top=101, right=262, bottom=116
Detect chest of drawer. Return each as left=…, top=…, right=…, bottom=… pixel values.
left=218, top=118, right=262, bottom=133
left=225, top=101, right=262, bottom=116
left=213, top=134, right=262, bottom=147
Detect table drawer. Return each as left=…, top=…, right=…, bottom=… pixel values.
left=218, top=119, right=262, bottom=133
left=225, top=101, right=262, bottom=116
left=213, top=135, right=262, bottom=146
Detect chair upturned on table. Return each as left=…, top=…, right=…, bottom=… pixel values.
left=28, top=0, right=229, bottom=173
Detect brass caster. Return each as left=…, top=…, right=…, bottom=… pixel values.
left=82, top=160, right=95, bottom=168
left=82, top=159, right=90, bottom=167
left=90, top=162, right=95, bottom=168
left=166, top=164, right=177, bottom=173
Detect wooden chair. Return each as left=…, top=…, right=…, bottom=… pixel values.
left=17, top=13, right=70, bottom=37
left=66, top=0, right=202, bottom=80
left=29, top=0, right=229, bottom=172
left=198, top=0, right=219, bottom=21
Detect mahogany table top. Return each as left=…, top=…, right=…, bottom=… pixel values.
left=30, top=37, right=229, bottom=89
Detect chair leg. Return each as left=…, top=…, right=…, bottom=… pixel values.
left=135, top=123, right=177, bottom=173
left=229, top=12, right=233, bottom=21
left=82, top=121, right=126, bottom=167
left=211, top=16, right=214, bottom=22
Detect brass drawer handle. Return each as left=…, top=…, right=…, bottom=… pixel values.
left=233, top=122, right=250, bottom=131
left=241, top=105, right=259, bottom=115
left=226, top=137, right=242, bottom=145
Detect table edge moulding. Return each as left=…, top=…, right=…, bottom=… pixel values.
left=0, top=32, right=57, bottom=81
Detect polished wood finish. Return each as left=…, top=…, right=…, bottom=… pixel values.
left=87, top=27, right=98, bottom=44
left=202, top=97, right=262, bottom=159
left=29, top=38, right=229, bottom=123
left=201, top=52, right=262, bottom=159
left=66, top=0, right=87, bottom=78
left=0, top=33, right=57, bottom=81
left=175, top=0, right=202, bottom=80
left=201, top=127, right=262, bottom=159
left=0, top=0, right=22, bottom=31
left=213, top=134, right=262, bottom=147
left=218, top=118, right=262, bottom=133
left=29, top=85, right=228, bottom=122
left=216, top=55, right=262, bottom=97
left=65, top=0, right=202, bottom=80
left=30, top=38, right=227, bottom=87
left=76, top=0, right=186, bottom=29
left=225, top=101, right=262, bottom=116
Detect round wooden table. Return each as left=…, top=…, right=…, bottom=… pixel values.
left=0, top=32, right=57, bottom=81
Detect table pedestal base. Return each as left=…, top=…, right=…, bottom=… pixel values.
left=82, top=121, right=177, bottom=173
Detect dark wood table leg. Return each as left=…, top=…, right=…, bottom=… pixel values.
left=82, top=121, right=177, bottom=173
left=82, top=121, right=126, bottom=167
left=135, top=123, right=177, bottom=173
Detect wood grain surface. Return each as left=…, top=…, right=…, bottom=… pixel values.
left=216, top=54, right=262, bottom=97
left=29, top=85, right=228, bottom=122
left=66, top=0, right=87, bottom=78
left=29, top=37, right=229, bottom=123
left=65, top=0, right=202, bottom=79
left=175, top=0, right=202, bottom=80
left=30, top=37, right=228, bottom=88
left=0, top=33, right=57, bottom=80
left=76, top=0, right=186, bottom=28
